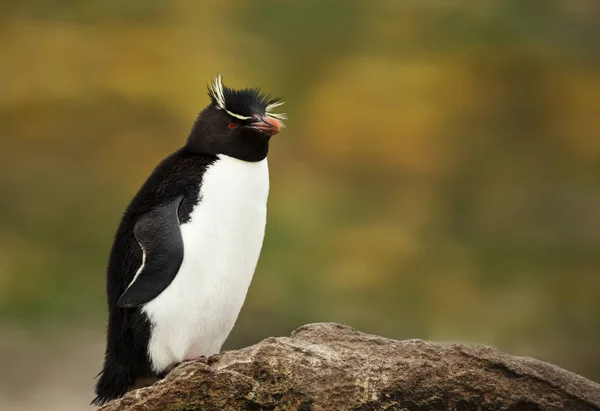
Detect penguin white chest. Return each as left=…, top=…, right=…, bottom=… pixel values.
left=142, top=154, right=269, bottom=373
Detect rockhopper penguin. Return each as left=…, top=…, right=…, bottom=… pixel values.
left=93, top=74, right=286, bottom=405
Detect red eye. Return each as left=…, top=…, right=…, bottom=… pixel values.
left=227, top=122, right=236, bottom=129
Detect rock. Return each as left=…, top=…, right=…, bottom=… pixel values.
left=99, top=322, right=600, bottom=411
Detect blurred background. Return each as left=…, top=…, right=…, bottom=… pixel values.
left=1, top=0, right=600, bottom=409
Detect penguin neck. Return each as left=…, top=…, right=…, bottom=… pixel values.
left=186, top=126, right=269, bottom=163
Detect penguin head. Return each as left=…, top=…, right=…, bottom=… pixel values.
left=186, top=74, right=286, bottom=162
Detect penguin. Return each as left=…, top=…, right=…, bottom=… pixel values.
left=92, top=74, right=286, bottom=406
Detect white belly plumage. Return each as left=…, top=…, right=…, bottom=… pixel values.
left=142, top=154, right=269, bottom=373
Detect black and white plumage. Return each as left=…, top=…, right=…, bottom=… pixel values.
left=93, top=74, right=285, bottom=406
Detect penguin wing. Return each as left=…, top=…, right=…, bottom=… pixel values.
left=117, top=195, right=185, bottom=308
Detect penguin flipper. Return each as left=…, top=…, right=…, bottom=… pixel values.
left=117, top=195, right=185, bottom=308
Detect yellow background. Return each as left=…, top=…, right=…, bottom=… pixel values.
left=1, top=1, right=599, bottom=409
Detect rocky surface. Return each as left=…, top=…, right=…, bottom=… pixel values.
left=99, top=323, right=600, bottom=411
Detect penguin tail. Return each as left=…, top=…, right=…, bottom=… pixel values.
left=92, top=357, right=135, bottom=407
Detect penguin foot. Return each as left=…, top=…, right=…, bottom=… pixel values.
left=158, top=364, right=179, bottom=378
left=158, top=357, right=205, bottom=379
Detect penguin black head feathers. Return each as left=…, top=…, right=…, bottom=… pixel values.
left=187, top=74, right=286, bottom=162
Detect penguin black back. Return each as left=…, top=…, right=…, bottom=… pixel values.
left=93, top=151, right=216, bottom=405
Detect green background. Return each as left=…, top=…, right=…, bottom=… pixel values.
left=1, top=1, right=599, bottom=409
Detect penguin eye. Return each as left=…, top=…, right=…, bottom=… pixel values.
left=227, top=122, right=237, bottom=129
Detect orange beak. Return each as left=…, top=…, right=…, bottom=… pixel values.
left=248, top=116, right=281, bottom=136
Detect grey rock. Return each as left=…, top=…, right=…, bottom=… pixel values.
left=99, top=322, right=600, bottom=411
